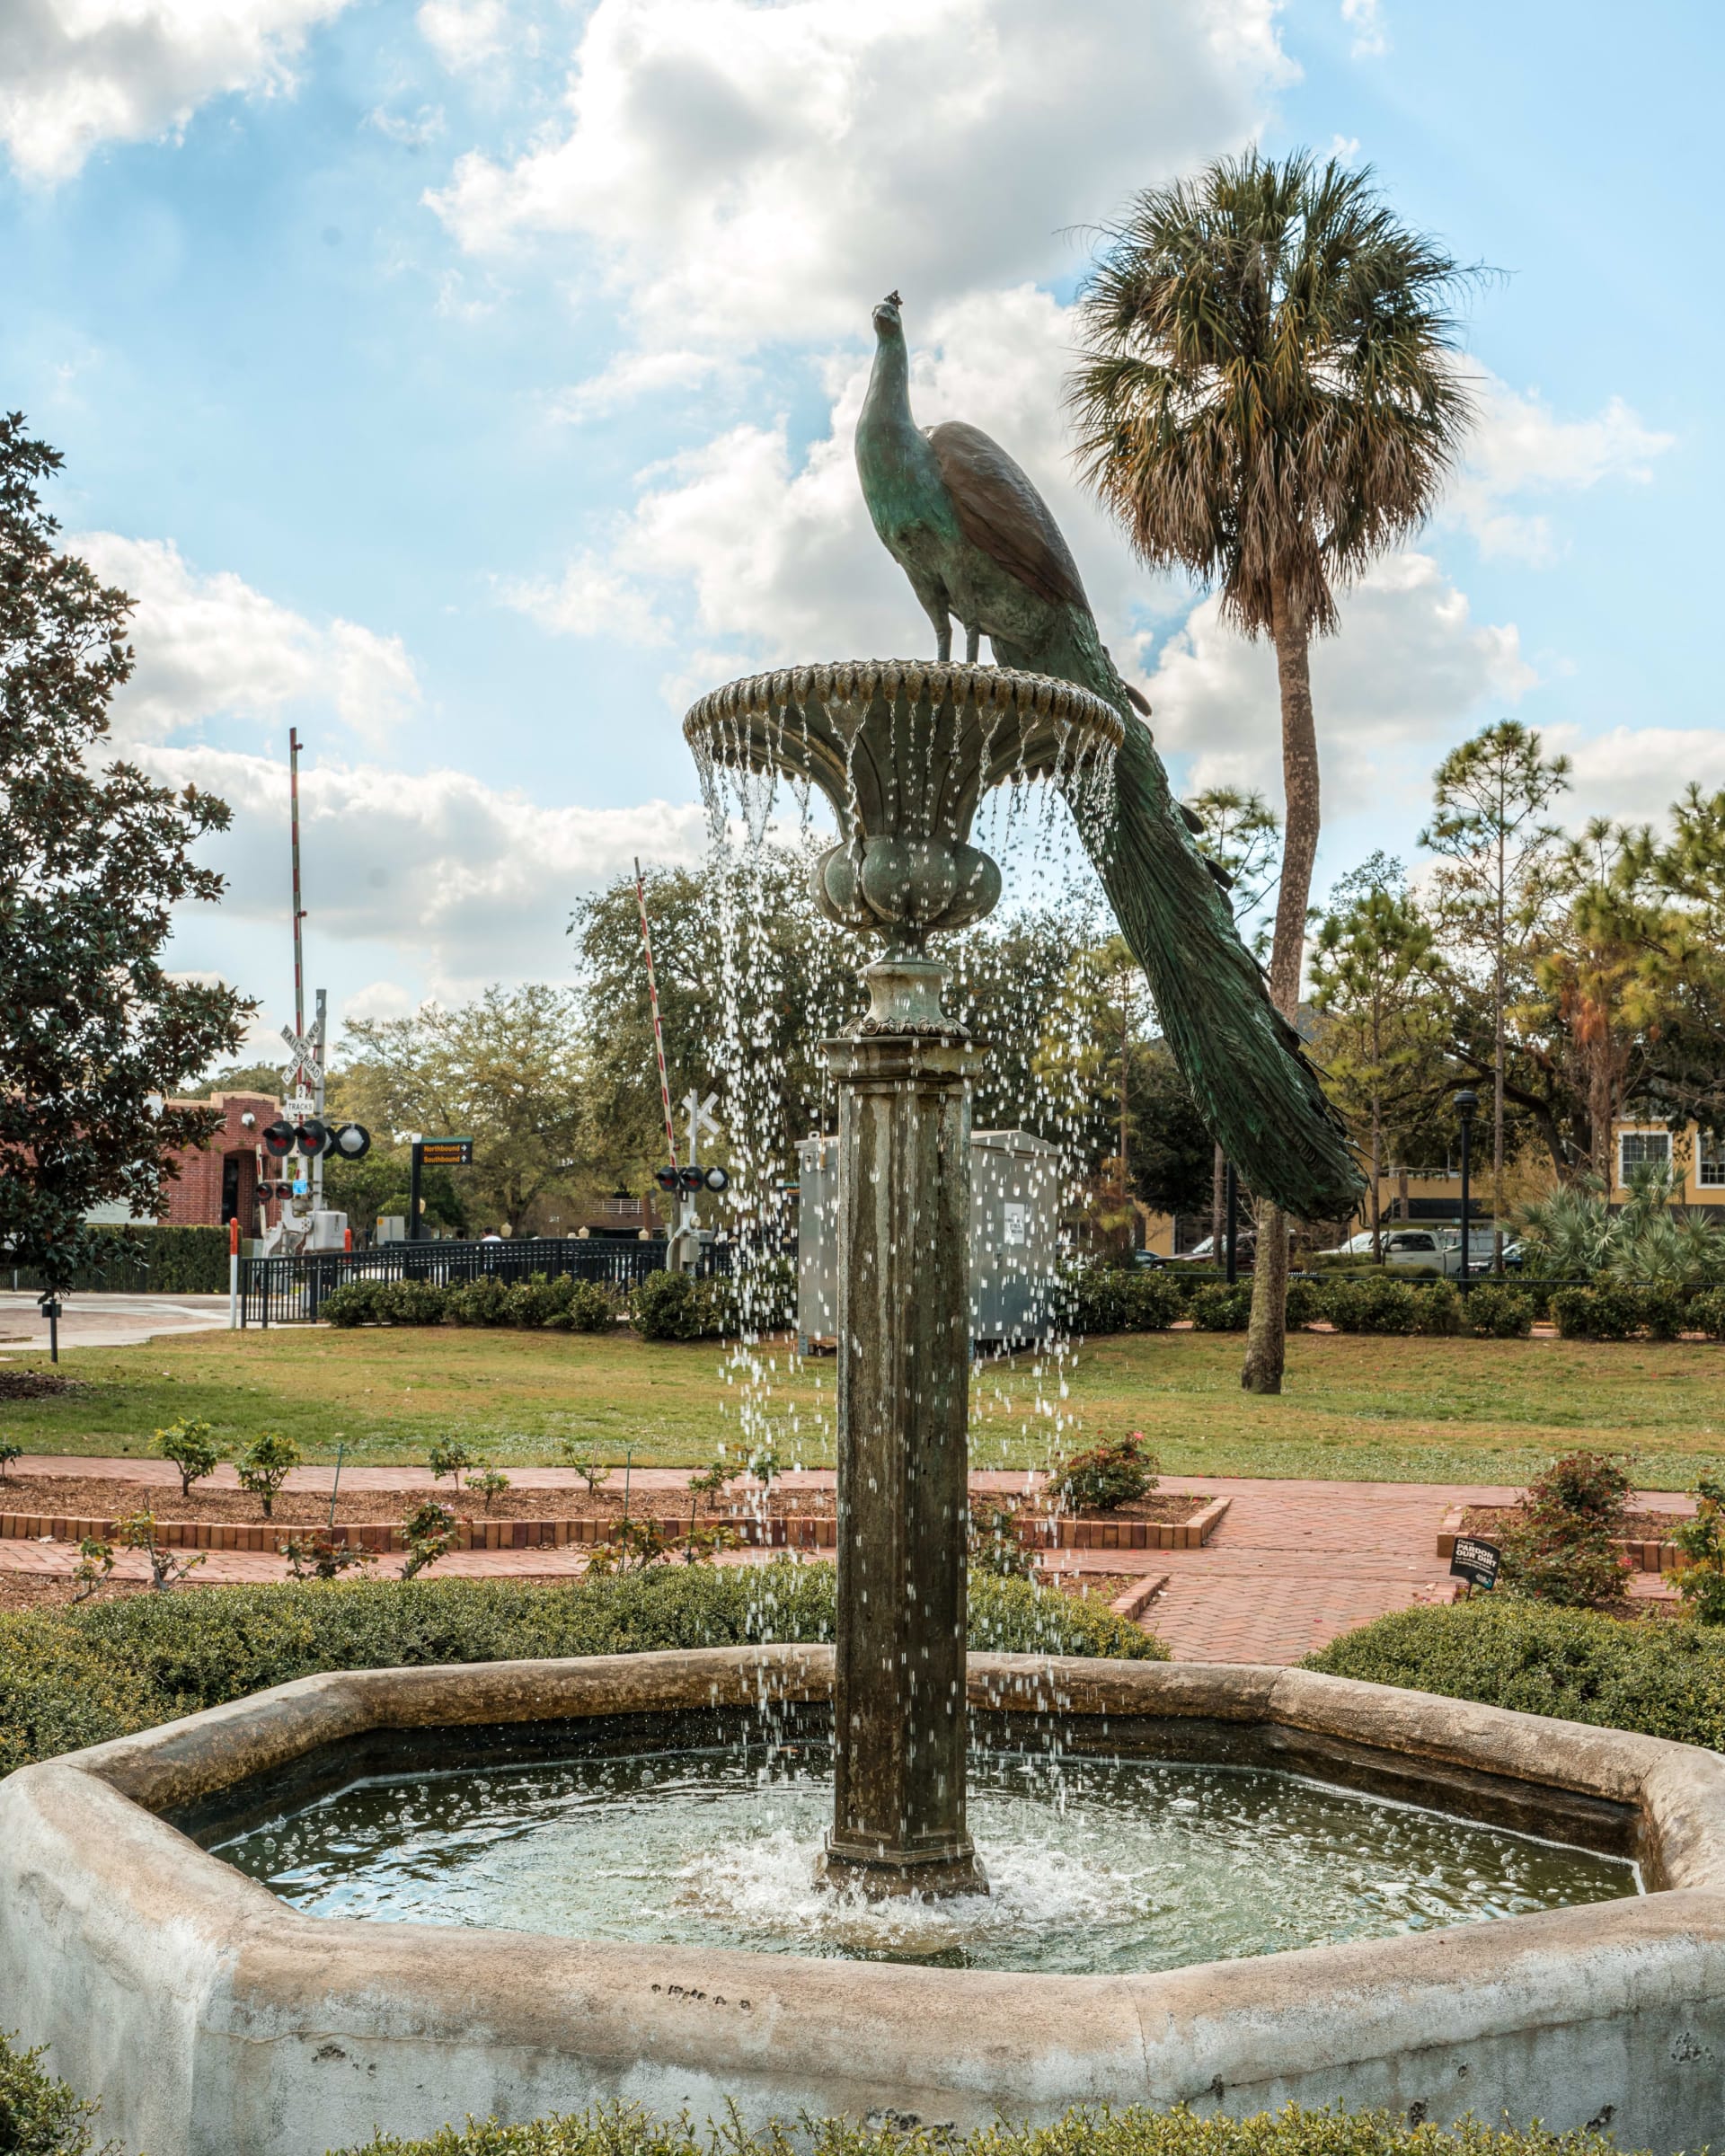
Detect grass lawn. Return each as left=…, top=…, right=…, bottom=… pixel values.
left=2, top=1323, right=1722, bottom=1487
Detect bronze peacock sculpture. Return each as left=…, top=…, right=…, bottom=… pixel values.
left=854, top=291, right=1360, bottom=1220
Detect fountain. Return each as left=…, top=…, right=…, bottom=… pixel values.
left=7, top=342, right=1725, bottom=2156
left=686, top=658, right=1121, bottom=1897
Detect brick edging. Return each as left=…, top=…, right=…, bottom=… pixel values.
left=1437, top=1501, right=1684, bottom=1575
left=1023, top=1494, right=1231, bottom=1552
left=0, top=1510, right=843, bottom=1556
left=1106, top=1573, right=1169, bottom=1623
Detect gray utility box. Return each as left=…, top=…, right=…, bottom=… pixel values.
left=796, top=1127, right=1060, bottom=1351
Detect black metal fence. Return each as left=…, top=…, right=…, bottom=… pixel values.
left=238, top=1234, right=729, bottom=1328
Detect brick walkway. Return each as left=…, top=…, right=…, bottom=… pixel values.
left=3, top=1457, right=1693, bottom=1663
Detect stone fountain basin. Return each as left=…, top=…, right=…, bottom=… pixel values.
left=4, top=1648, right=1725, bottom=2156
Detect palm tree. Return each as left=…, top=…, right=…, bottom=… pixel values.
left=1068, top=149, right=1477, bottom=1392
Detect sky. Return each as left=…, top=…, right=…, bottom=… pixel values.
left=3, top=0, right=1719, bottom=1066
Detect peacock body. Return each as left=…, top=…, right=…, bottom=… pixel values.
left=854, top=293, right=1360, bottom=1221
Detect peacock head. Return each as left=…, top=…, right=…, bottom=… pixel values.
left=871, top=290, right=903, bottom=339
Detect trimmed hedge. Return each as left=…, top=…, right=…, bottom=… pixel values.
left=0, top=1564, right=1162, bottom=1777
left=332, top=2101, right=1638, bottom=2156
left=1550, top=1285, right=1686, bottom=1342
left=324, top=1273, right=627, bottom=1335
left=628, top=1268, right=736, bottom=1340
left=4, top=1223, right=230, bottom=1296
left=1305, top=1597, right=1725, bottom=1752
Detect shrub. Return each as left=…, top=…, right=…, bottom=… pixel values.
left=0, top=2030, right=119, bottom=2155
left=322, top=1279, right=387, bottom=1327
left=1322, top=1277, right=1418, bottom=1334
left=1673, top=1473, right=1725, bottom=1624
left=1307, top=1595, right=1725, bottom=1751
left=1069, top=1265, right=1129, bottom=1336
left=1690, top=1286, right=1725, bottom=1341
left=1551, top=1285, right=1641, bottom=1341
left=553, top=1281, right=619, bottom=1333
left=1052, top=1432, right=1157, bottom=1512
left=428, top=1441, right=475, bottom=1489
left=1498, top=1450, right=1632, bottom=1610
left=630, top=1269, right=733, bottom=1341
left=1409, top=1279, right=1463, bottom=1337
left=236, top=1431, right=301, bottom=1519
left=446, top=1275, right=513, bottom=1328
left=0, top=1614, right=163, bottom=1777
left=154, top=1416, right=220, bottom=1497
left=1637, top=1283, right=1685, bottom=1341
left=1282, top=1277, right=1324, bottom=1329
left=331, top=2099, right=1624, bottom=2156
left=502, top=1275, right=569, bottom=1330
left=379, top=1280, right=451, bottom=1326
left=0, top=1565, right=1162, bottom=1776
left=1121, top=1269, right=1182, bottom=1331
left=1188, top=1283, right=1251, bottom=1330
left=1464, top=1282, right=1534, bottom=1339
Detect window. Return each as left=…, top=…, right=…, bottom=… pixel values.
left=1619, top=1130, right=1671, bottom=1180
left=1700, top=1132, right=1725, bottom=1188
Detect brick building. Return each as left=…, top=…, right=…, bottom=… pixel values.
left=84, top=1091, right=287, bottom=1232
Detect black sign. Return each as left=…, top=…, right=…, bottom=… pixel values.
left=1449, top=1535, right=1501, bottom=1591
left=418, top=1138, right=474, bottom=1166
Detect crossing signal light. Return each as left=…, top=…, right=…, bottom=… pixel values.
left=678, top=1166, right=705, bottom=1194
left=261, top=1119, right=296, bottom=1159
left=332, top=1121, right=371, bottom=1161
left=703, top=1166, right=729, bottom=1194
left=295, top=1118, right=330, bottom=1158
left=653, top=1167, right=680, bottom=1193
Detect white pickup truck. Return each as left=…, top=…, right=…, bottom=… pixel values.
left=1321, top=1227, right=1499, bottom=1276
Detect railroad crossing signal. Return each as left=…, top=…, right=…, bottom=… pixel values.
left=279, top=1023, right=321, bottom=1075
left=682, top=1089, right=721, bottom=1153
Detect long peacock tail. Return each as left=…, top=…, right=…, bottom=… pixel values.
left=995, top=609, right=1362, bottom=1221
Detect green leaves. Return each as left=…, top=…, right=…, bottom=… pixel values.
left=1, top=416, right=251, bottom=1290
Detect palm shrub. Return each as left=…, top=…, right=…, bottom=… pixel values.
left=1464, top=1282, right=1534, bottom=1338
left=1188, top=1283, right=1252, bottom=1330
left=1498, top=1450, right=1632, bottom=1609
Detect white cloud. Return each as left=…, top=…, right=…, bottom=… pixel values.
left=0, top=0, right=351, bottom=182
left=1340, top=0, right=1387, bottom=57
left=504, top=551, right=672, bottom=643
left=427, top=0, right=1290, bottom=351
left=1447, top=374, right=1675, bottom=563
left=341, top=978, right=421, bottom=1022
left=367, top=102, right=446, bottom=148
left=1548, top=726, right=1725, bottom=826
left=548, top=348, right=735, bottom=424
left=139, top=744, right=707, bottom=995
left=74, top=533, right=419, bottom=751
left=1142, top=552, right=1536, bottom=815
left=524, top=286, right=1170, bottom=676
left=416, top=0, right=508, bottom=71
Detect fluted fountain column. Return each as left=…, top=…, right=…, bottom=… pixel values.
left=817, top=950, right=987, bottom=1898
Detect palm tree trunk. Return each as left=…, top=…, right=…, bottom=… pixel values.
left=1211, top=1141, right=1225, bottom=1259
left=1243, top=578, right=1319, bottom=1396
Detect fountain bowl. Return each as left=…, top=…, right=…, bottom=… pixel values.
left=684, top=659, right=1122, bottom=947
left=4, top=1646, right=1725, bottom=2156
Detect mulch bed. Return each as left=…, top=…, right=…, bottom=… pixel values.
left=0, top=1475, right=834, bottom=1530
left=1459, top=1503, right=1689, bottom=1541
left=0, top=1369, right=86, bottom=1400
left=0, top=1572, right=148, bottom=1613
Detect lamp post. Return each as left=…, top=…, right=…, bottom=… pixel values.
left=1455, top=1089, right=1479, bottom=1294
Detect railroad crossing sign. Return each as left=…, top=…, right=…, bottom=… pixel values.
left=682, top=1089, right=721, bottom=1153
left=279, top=1023, right=322, bottom=1080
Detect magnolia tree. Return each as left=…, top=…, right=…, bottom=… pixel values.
left=0, top=416, right=249, bottom=1291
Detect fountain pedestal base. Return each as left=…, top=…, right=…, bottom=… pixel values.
left=822, top=985, right=980, bottom=1902
left=817, top=1838, right=989, bottom=1900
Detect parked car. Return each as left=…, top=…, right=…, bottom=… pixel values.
left=1169, top=1232, right=1256, bottom=1266
left=1317, top=1227, right=1451, bottom=1272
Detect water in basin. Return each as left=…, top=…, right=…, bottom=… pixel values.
left=216, top=1743, right=1637, bottom=1975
